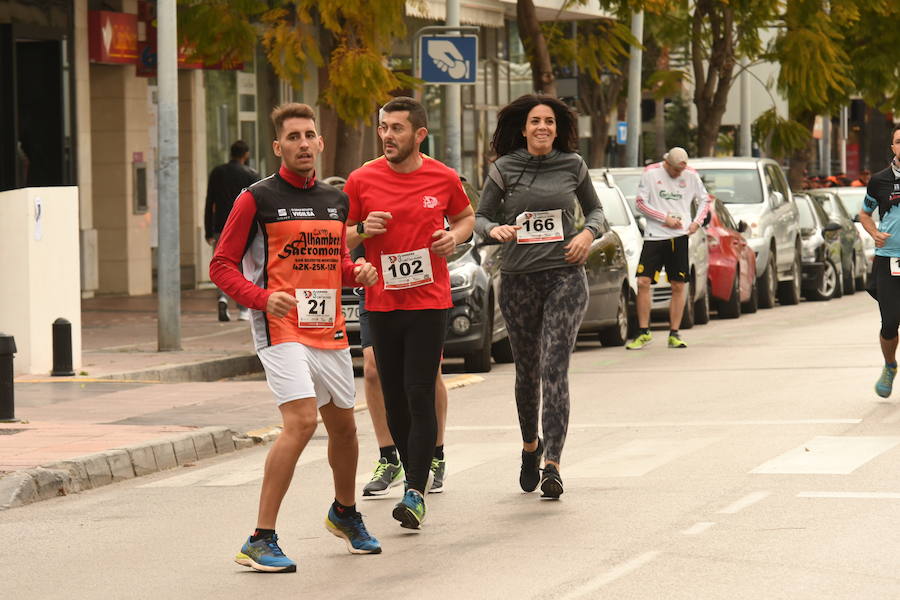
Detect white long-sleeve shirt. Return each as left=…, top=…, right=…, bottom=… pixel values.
left=635, top=162, right=711, bottom=240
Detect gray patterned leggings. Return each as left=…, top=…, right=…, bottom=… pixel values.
left=499, top=266, right=589, bottom=464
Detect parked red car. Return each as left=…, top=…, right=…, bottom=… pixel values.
left=704, top=196, right=758, bottom=317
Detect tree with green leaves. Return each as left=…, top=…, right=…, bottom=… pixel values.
left=177, top=0, right=415, bottom=177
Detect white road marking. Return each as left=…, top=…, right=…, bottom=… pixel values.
left=140, top=445, right=327, bottom=488
left=751, top=436, right=900, bottom=475
left=717, top=491, right=771, bottom=514
left=446, top=419, right=861, bottom=432
left=681, top=522, right=716, bottom=535
left=566, top=438, right=718, bottom=478
left=798, top=492, right=900, bottom=500
left=557, top=551, right=661, bottom=599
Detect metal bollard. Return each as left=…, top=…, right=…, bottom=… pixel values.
left=0, top=333, right=16, bottom=422
left=51, top=318, right=75, bottom=377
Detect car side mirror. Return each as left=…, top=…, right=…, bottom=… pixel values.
left=852, top=214, right=860, bottom=223
left=823, top=222, right=842, bottom=232
left=737, top=220, right=748, bottom=233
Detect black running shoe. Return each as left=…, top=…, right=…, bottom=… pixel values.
left=218, top=300, right=230, bottom=322
left=519, top=439, right=543, bottom=492
left=540, top=464, right=563, bottom=499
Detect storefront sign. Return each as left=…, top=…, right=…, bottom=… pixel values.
left=89, top=11, right=138, bottom=64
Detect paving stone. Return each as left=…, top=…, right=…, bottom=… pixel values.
left=172, top=434, right=198, bottom=465
left=0, top=472, right=38, bottom=509
left=233, top=436, right=254, bottom=450
left=45, top=460, right=92, bottom=493
left=104, top=450, right=135, bottom=481
left=151, top=442, right=178, bottom=471
left=210, top=427, right=235, bottom=454
left=81, top=453, right=113, bottom=488
left=30, top=467, right=72, bottom=500
left=192, top=432, right=216, bottom=461
left=126, top=443, right=159, bottom=477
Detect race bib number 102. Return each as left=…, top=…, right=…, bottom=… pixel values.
left=516, top=209, right=564, bottom=244
left=381, top=248, right=434, bottom=290
left=295, top=289, right=336, bottom=328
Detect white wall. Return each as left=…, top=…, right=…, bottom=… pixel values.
left=0, top=187, right=82, bottom=375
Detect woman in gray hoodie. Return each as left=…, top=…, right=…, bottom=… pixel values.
left=475, top=94, right=607, bottom=499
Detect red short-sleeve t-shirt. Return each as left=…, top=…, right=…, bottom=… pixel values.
left=345, top=155, right=471, bottom=311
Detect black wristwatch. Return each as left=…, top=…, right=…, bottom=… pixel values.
left=356, top=221, right=365, bottom=235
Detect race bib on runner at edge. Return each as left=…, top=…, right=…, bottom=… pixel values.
left=515, top=209, right=563, bottom=244
left=381, top=248, right=434, bottom=290
left=295, top=289, right=337, bottom=328
left=891, top=257, right=900, bottom=276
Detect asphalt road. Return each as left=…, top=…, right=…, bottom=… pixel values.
left=5, top=293, right=900, bottom=599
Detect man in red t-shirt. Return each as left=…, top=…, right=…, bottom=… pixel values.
left=210, top=103, right=381, bottom=572
left=345, top=96, right=474, bottom=529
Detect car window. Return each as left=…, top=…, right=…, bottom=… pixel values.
left=716, top=198, right=738, bottom=230
left=835, top=188, right=879, bottom=222
left=592, top=184, right=631, bottom=227
left=612, top=173, right=642, bottom=201
left=796, top=196, right=816, bottom=228
left=697, top=169, right=763, bottom=204
left=811, top=197, right=831, bottom=225
left=765, top=164, right=789, bottom=203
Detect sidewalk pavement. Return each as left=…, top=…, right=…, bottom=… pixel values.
left=1, top=288, right=483, bottom=510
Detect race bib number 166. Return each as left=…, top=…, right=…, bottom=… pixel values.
left=516, top=209, right=564, bottom=244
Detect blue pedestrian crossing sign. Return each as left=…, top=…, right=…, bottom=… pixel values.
left=420, top=36, right=478, bottom=84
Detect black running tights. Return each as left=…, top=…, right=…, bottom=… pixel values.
left=368, top=309, right=448, bottom=493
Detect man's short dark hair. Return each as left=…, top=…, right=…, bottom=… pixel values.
left=381, top=96, right=427, bottom=130
left=271, top=103, right=317, bottom=139
left=230, top=140, right=250, bottom=159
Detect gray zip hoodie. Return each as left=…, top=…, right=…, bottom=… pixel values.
left=475, top=148, right=607, bottom=274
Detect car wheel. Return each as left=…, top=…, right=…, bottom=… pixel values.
left=741, top=274, right=759, bottom=314
left=809, top=259, right=838, bottom=301
left=719, top=270, right=741, bottom=319
left=757, top=251, right=777, bottom=309
left=776, top=247, right=801, bottom=305
left=464, top=305, right=493, bottom=373
left=599, top=288, right=629, bottom=346
left=855, top=255, right=868, bottom=291
left=680, top=278, right=695, bottom=330
left=694, top=282, right=711, bottom=325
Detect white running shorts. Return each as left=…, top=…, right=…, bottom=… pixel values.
left=257, top=343, right=355, bottom=409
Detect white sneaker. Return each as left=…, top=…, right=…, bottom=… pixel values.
left=237, top=308, right=251, bottom=321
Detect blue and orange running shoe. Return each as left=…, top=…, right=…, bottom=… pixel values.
left=234, top=534, right=296, bottom=573
left=325, top=506, right=382, bottom=554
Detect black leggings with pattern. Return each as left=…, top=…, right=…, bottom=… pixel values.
left=499, top=266, right=589, bottom=464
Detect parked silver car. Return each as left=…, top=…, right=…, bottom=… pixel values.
left=604, top=167, right=710, bottom=328
left=690, top=158, right=802, bottom=308
left=826, top=186, right=878, bottom=276
left=807, top=188, right=867, bottom=293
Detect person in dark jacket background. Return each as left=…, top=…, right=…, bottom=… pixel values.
left=205, top=140, right=260, bottom=321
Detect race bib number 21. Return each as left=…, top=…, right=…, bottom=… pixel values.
left=295, top=289, right=336, bottom=328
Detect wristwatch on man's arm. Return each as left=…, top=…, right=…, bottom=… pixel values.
left=356, top=221, right=372, bottom=239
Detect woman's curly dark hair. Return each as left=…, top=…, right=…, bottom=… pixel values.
left=490, top=94, right=578, bottom=157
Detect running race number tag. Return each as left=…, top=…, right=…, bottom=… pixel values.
left=515, top=209, right=563, bottom=244
left=891, top=257, right=900, bottom=276
left=381, top=248, right=434, bottom=290
left=295, top=289, right=336, bottom=328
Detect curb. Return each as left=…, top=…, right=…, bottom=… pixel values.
left=0, top=426, right=259, bottom=511
left=95, top=353, right=263, bottom=383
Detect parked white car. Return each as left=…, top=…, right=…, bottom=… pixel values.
left=827, top=186, right=878, bottom=276
left=603, top=167, right=710, bottom=328
left=589, top=170, right=642, bottom=295
left=690, top=158, right=802, bottom=308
